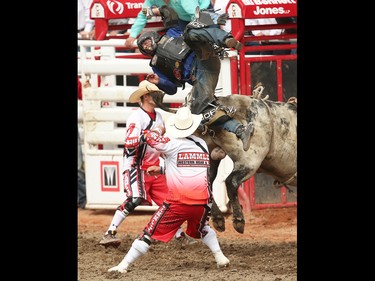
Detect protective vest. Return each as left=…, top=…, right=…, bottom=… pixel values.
left=150, top=35, right=191, bottom=86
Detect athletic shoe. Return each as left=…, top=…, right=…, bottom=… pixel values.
left=98, top=230, right=121, bottom=248
left=108, top=261, right=129, bottom=273
left=214, top=251, right=230, bottom=268
left=175, top=232, right=198, bottom=246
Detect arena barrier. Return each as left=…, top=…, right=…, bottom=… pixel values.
left=78, top=38, right=237, bottom=212
left=79, top=0, right=297, bottom=212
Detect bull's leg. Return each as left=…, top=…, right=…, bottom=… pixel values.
left=208, top=158, right=226, bottom=232
left=225, top=167, right=251, bottom=234
left=209, top=158, right=221, bottom=182
left=210, top=200, right=225, bottom=232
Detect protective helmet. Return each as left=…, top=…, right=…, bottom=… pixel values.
left=137, top=31, right=161, bottom=56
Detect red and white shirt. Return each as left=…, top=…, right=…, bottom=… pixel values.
left=146, top=133, right=212, bottom=205
left=123, top=107, right=165, bottom=172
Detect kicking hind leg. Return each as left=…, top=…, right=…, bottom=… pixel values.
left=225, top=167, right=252, bottom=234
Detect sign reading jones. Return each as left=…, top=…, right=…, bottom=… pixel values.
left=240, top=0, right=297, bottom=18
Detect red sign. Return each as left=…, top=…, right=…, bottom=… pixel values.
left=91, top=0, right=144, bottom=19
left=228, top=0, right=297, bottom=19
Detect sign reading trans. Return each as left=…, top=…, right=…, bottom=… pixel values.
left=100, top=161, right=120, bottom=192
left=90, top=0, right=144, bottom=19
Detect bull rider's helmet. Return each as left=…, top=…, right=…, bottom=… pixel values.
left=137, top=31, right=161, bottom=56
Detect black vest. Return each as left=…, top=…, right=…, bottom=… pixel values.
left=150, top=35, right=191, bottom=86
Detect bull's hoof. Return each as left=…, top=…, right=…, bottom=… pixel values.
left=232, top=218, right=245, bottom=234
left=212, top=216, right=226, bottom=232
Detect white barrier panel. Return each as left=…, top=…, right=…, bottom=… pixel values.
left=85, top=153, right=231, bottom=211
left=79, top=40, right=235, bottom=212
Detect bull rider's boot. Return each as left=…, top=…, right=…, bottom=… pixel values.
left=235, top=124, right=253, bottom=151
left=224, top=37, right=243, bottom=51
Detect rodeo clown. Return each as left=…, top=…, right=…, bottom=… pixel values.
left=108, top=106, right=230, bottom=273
left=137, top=5, right=253, bottom=151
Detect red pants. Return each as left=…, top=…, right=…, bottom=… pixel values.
left=142, top=202, right=210, bottom=242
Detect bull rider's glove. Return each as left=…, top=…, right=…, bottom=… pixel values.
left=216, top=13, right=229, bottom=25
left=159, top=5, right=179, bottom=28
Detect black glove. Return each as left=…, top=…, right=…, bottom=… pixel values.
left=159, top=5, right=179, bottom=28
left=197, top=10, right=215, bottom=26
left=217, top=13, right=229, bottom=25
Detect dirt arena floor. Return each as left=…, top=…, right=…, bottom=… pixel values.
left=78, top=206, right=297, bottom=281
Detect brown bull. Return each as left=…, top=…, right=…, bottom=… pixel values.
left=150, top=91, right=297, bottom=234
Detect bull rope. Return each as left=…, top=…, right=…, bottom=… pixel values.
left=251, top=83, right=272, bottom=113
left=251, top=83, right=269, bottom=101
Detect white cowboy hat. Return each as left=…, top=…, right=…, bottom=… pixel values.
left=129, top=80, right=163, bottom=103
left=166, top=107, right=202, bottom=138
